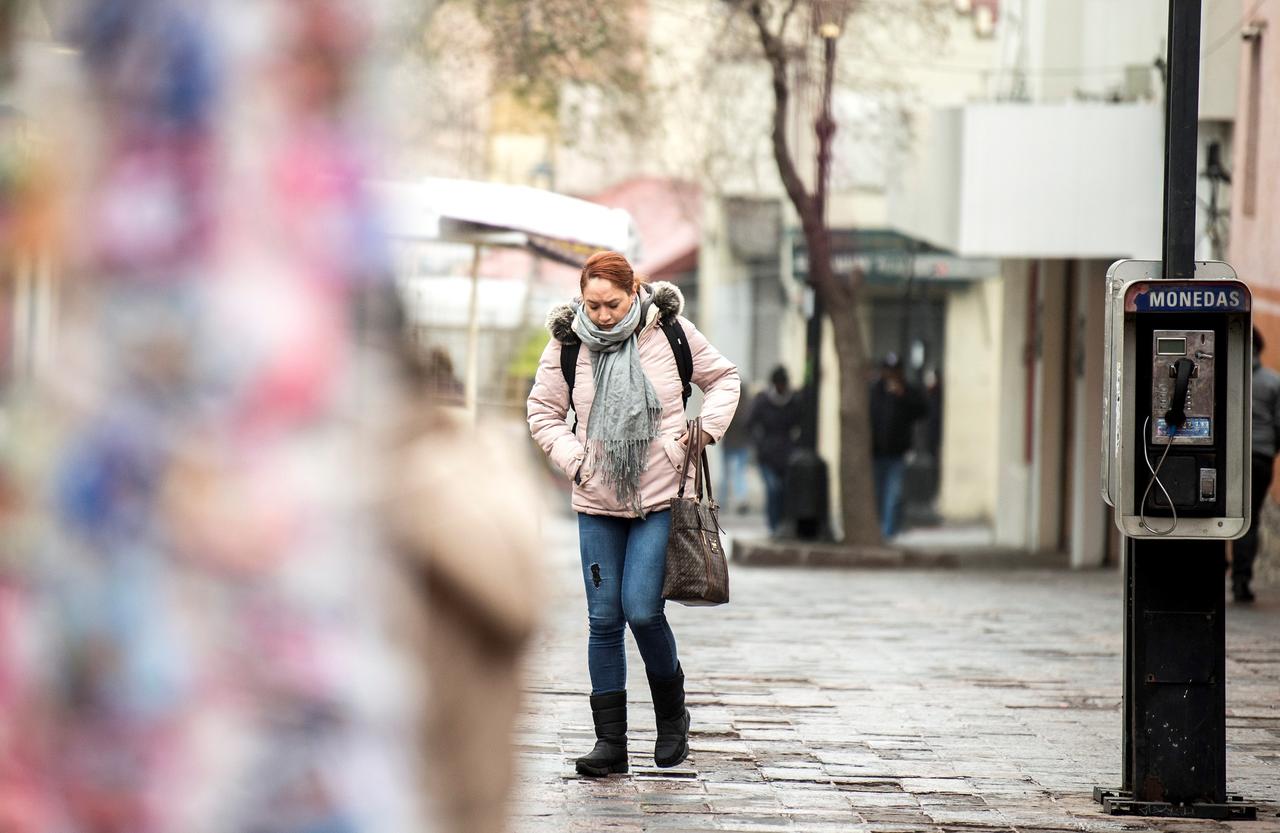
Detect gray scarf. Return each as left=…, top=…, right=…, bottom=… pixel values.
left=572, top=288, right=662, bottom=514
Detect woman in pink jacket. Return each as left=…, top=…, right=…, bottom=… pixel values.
left=528, top=251, right=740, bottom=777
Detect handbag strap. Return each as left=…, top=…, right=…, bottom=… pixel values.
left=677, top=418, right=697, bottom=498
left=693, top=417, right=705, bottom=500
left=693, top=417, right=715, bottom=505
left=677, top=417, right=717, bottom=506
left=700, top=445, right=714, bottom=505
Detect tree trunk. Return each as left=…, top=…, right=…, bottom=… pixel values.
left=830, top=301, right=880, bottom=546
left=793, top=198, right=880, bottom=546
left=746, top=0, right=882, bottom=545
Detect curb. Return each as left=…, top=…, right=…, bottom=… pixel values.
left=731, top=537, right=1070, bottom=570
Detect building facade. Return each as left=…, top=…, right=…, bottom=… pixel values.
left=1229, top=0, right=1279, bottom=587
left=889, top=0, right=1244, bottom=565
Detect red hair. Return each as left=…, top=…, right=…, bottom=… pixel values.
left=580, top=251, right=646, bottom=295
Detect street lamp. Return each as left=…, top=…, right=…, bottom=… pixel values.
left=785, top=5, right=844, bottom=541
left=803, top=14, right=839, bottom=451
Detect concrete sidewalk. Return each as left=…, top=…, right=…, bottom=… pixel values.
left=511, top=512, right=1280, bottom=832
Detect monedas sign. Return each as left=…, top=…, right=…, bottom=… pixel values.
left=1124, top=281, right=1251, bottom=313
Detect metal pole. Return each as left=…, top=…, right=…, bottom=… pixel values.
left=804, top=297, right=823, bottom=448
left=805, top=29, right=838, bottom=450
left=1096, top=1, right=1250, bottom=819
left=1161, top=0, right=1202, bottom=279
left=1133, top=0, right=1219, bottom=805
left=899, top=245, right=917, bottom=367
left=464, top=243, right=482, bottom=420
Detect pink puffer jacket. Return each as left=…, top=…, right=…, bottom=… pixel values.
left=527, top=282, right=740, bottom=518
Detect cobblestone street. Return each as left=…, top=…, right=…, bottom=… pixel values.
left=512, top=514, right=1280, bottom=832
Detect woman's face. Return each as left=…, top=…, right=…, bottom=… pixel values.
left=582, top=278, right=635, bottom=329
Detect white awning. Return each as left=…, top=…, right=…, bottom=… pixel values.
left=374, top=177, right=640, bottom=265
left=372, top=177, right=642, bottom=418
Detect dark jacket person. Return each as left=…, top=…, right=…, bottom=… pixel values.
left=747, top=366, right=801, bottom=535
left=1236, top=327, right=1280, bottom=602
left=868, top=354, right=927, bottom=539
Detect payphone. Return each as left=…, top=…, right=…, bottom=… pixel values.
left=1101, top=259, right=1251, bottom=539
left=1092, top=2, right=1258, bottom=820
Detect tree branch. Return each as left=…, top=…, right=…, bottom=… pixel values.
left=779, top=0, right=801, bottom=35
left=747, top=2, right=811, bottom=229
left=747, top=0, right=851, bottom=308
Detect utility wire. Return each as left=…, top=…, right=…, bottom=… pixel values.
left=1202, top=0, right=1269, bottom=57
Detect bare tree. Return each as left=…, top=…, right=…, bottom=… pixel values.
left=410, top=0, right=949, bottom=544
left=405, top=0, right=650, bottom=181
left=463, top=0, right=649, bottom=129
left=723, top=0, right=946, bottom=546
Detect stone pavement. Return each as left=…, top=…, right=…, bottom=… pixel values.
left=512, top=512, right=1280, bottom=832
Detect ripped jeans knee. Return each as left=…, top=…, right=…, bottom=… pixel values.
left=577, top=511, right=678, bottom=693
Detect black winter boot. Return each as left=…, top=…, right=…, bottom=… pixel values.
left=575, top=691, right=628, bottom=777
left=647, top=664, right=690, bottom=768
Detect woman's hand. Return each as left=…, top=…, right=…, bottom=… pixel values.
left=677, top=428, right=714, bottom=450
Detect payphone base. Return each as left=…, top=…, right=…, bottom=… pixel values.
left=1092, top=787, right=1257, bottom=820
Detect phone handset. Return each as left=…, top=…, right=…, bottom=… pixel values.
left=1163, top=357, right=1196, bottom=431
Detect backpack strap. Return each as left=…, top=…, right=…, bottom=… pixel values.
left=559, top=316, right=693, bottom=434
left=659, top=315, right=694, bottom=409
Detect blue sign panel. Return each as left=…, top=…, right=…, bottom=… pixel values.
left=1154, top=416, right=1211, bottom=440
left=1126, top=282, right=1250, bottom=313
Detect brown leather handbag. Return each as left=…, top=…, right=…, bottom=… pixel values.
left=662, top=417, right=729, bottom=606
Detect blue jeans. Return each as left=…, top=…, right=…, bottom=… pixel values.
left=577, top=511, right=679, bottom=694
left=722, top=446, right=749, bottom=507
left=760, top=465, right=785, bottom=534
left=873, top=455, right=908, bottom=539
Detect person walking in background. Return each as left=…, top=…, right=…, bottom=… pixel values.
left=720, top=381, right=752, bottom=514
left=748, top=366, right=801, bottom=536
left=1235, top=327, right=1280, bottom=603
left=527, top=251, right=740, bottom=777
left=869, top=353, right=928, bottom=540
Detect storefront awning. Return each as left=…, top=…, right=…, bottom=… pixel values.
left=374, top=177, right=640, bottom=266
left=792, top=229, right=999, bottom=285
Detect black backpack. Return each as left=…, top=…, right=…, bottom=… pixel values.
left=561, top=315, right=693, bottom=431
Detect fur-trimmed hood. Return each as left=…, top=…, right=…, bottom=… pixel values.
left=545, top=281, right=684, bottom=344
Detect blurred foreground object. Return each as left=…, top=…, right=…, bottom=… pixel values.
left=0, top=1, right=424, bottom=831
left=384, top=397, right=543, bottom=833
